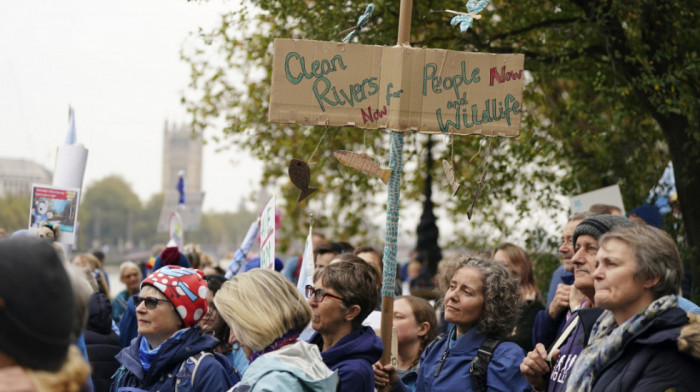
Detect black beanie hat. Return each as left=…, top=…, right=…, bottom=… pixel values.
left=0, top=236, right=76, bottom=371
left=573, top=214, right=636, bottom=247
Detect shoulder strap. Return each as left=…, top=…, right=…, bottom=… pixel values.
left=110, top=365, right=128, bottom=392
left=470, top=338, right=503, bottom=392
left=547, top=314, right=579, bottom=362
left=175, top=351, right=215, bottom=392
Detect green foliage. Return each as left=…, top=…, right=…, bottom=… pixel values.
left=78, top=175, right=146, bottom=250
left=76, top=175, right=258, bottom=258
left=182, top=0, right=700, bottom=281
left=0, top=195, right=31, bottom=234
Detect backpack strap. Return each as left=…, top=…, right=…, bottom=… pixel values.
left=110, top=365, right=128, bottom=392
left=174, top=351, right=215, bottom=392
left=470, top=338, right=503, bottom=392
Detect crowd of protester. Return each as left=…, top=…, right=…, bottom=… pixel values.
left=1, top=202, right=699, bottom=392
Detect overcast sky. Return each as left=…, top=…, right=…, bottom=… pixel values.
left=0, top=0, right=262, bottom=213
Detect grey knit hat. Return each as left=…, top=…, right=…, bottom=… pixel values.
left=573, top=214, right=636, bottom=247
left=0, top=236, right=76, bottom=371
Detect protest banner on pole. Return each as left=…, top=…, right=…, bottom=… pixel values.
left=269, top=39, right=524, bottom=137
left=259, top=195, right=276, bottom=270
left=29, top=184, right=80, bottom=245
left=268, top=0, right=525, bottom=370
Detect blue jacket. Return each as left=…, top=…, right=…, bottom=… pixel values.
left=118, top=294, right=138, bottom=348
left=545, top=266, right=574, bottom=310
left=585, top=307, right=700, bottom=392
left=395, top=327, right=529, bottom=392
left=531, top=307, right=567, bottom=349
left=231, top=341, right=337, bottom=392
left=309, top=326, right=383, bottom=392
left=111, top=327, right=238, bottom=391
left=112, top=290, right=129, bottom=323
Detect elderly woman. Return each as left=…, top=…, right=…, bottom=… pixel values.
left=112, top=261, right=142, bottom=322
left=375, top=254, right=530, bottom=391
left=563, top=225, right=700, bottom=391
left=493, top=243, right=544, bottom=351
left=214, top=268, right=337, bottom=391
left=111, top=265, right=238, bottom=391
left=307, top=256, right=383, bottom=392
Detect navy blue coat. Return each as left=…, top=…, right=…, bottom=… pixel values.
left=588, top=307, right=700, bottom=392
left=112, top=327, right=237, bottom=391
left=85, top=293, right=121, bottom=392
left=309, top=326, right=383, bottom=392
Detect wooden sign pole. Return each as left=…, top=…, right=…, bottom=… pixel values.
left=379, top=0, right=413, bottom=372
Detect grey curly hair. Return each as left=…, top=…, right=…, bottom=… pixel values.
left=437, top=253, right=521, bottom=338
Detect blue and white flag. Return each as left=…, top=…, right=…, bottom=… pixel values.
left=647, top=161, right=676, bottom=215
left=225, top=219, right=260, bottom=279
left=65, top=107, right=77, bottom=145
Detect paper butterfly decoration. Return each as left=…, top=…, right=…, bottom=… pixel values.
left=450, top=0, right=489, bottom=33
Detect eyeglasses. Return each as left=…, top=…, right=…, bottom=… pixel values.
left=133, top=295, right=171, bottom=310
left=305, top=285, right=344, bottom=303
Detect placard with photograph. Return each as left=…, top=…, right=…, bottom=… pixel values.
left=29, top=184, right=81, bottom=244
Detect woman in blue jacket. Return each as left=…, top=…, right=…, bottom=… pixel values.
left=375, top=254, right=530, bottom=392
left=111, top=266, right=238, bottom=391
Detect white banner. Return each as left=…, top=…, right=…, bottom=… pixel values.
left=259, top=195, right=276, bottom=270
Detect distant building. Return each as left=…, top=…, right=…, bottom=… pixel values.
left=0, top=158, right=52, bottom=198
left=161, top=122, right=202, bottom=193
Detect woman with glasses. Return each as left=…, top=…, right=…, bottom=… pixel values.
left=111, top=265, right=239, bottom=391
left=306, top=256, right=383, bottom=392
left=214, top=268, right=338, bottom=392
left=375, top=254, right=530, bottom=391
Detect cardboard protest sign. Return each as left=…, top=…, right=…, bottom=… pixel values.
left=29, top=184, right=80, bottom=244
left=259, top=195, right=276, bottom=270
left=157, top=191, right=205, bottom=233
left=570, top=184, right=625, bottom=215
left=269, top=38, right=525, bottom=136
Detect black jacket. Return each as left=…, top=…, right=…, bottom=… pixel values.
left=84, top=293, right=121, bottom=392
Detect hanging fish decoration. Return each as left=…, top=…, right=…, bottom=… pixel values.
left=442, top=159, right=461, bottom=197
left=288, top=159, right=318, bottom=202
left=334, top=150, right=392, bottom=184
left=467, top=165, right=489, bottom=220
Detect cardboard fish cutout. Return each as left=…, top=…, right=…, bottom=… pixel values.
left=334, top=150, right=392, bottom=184
left=467, top=166, right=488, bottom=220
left=288, top=159, right=318, bottom=202
left=442, top=159, right=461, bottom=197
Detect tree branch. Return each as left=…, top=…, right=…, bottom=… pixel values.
left=487, top=17, right=582, bottom=42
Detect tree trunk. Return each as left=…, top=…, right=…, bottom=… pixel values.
left=656, top=113, right=700, bottom=301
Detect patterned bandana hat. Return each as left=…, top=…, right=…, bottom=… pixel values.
left=564, top=294, right=678, bottom=392
left=141, top=265, right=209, bottom=328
